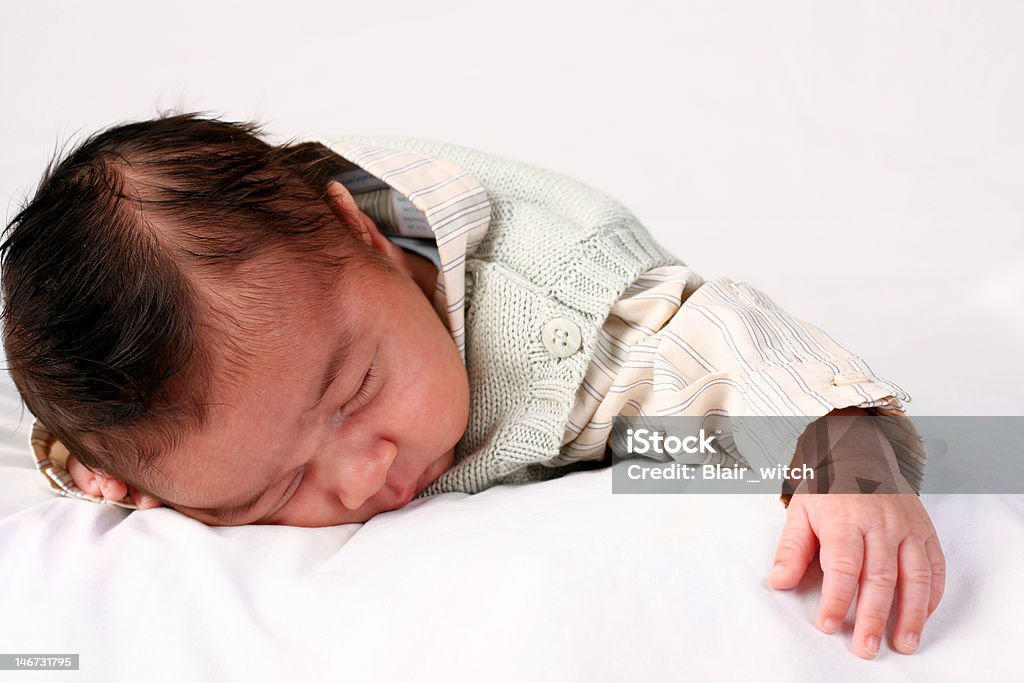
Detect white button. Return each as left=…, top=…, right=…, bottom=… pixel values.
left=542, top=317, right=582, bottom=358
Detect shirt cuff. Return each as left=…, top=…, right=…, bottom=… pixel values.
left=742, top=357, right=927, bottom=508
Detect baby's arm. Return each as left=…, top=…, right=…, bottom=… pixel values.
left=768, top=409, right=945, bottom=659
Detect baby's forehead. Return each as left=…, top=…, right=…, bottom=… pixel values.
left=196, top=263, right=369, bottom=383
left=196, top=248, right=346, bottom=329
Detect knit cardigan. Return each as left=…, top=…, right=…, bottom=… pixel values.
left=335, top=136, right=684, bottom=496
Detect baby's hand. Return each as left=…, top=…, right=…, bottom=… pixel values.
left=66, top=453, right=108, bottom=498
left=65, top=453, right=161, bottom=508
left=768, top=494, right=945, bottom=659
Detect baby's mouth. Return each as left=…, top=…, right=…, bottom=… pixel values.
left=385, top=451, right=452, bottom=507
left=413, top=452, right=450, bottom=496
left=415, top=466, right=434, bottom=495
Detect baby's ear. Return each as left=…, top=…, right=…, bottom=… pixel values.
left=325, top=181, right=370, bottom=242
left=324, top=180, right=414, bottom=276
left=65, top=453, right=163, bottom=509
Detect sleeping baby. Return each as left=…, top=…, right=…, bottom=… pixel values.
left=0, top=113, right=944, bottom=659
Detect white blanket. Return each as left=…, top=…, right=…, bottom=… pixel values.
left=1, top=384, right=1020, bottom=681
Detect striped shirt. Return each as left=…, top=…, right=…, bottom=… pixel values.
left=29, top=139, right=926, bottom=508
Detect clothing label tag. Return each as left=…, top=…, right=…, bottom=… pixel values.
left=334, top=168, right=390, bottom=194
left=389, top=191, right=433, bottom=238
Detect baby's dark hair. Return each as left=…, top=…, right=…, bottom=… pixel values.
left=0, top=111, right=376, bottom=491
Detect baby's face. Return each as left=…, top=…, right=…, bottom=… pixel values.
left=141, top=211, right=470, bottom=527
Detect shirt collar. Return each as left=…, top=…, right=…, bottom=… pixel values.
left=326, top=140, right=491, bottom=358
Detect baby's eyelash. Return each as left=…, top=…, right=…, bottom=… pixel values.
left=350, top=363, right=378, bottom=406
left=332, top=361, right=379, bottom=430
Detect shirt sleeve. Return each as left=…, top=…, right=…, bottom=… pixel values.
left=559, top=266, right=927, bottom=504
left=663, top=276, right=925, bottom=503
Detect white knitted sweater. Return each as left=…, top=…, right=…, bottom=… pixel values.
left=336, top=136, right=684, bottom=495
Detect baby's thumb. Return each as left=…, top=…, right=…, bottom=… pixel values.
left=769, top=504, right=818, bottom=590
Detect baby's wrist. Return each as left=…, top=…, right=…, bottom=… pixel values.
left=786, top=408, right=911, bottom=495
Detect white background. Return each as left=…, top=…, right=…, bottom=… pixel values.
left=1, top=5, right=1022, bottom=680
left=2, top=0, right=1021, bottom=425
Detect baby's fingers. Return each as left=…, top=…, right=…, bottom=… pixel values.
left=890, top=535, right=932, bottom=654
left=66, top=454, right=103, bottom=498
left=817, top=523, right=864, bottom=636
left=852, top=529, right=898, bottom=659
left=925, top=536, right=946, bottom=617
left=769, top=504, right=818, bottom=589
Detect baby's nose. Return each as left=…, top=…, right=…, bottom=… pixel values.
left=334, top=439, right=398, bottom=511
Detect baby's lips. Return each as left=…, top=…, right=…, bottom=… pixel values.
left=415, top=466, right=434, bottom=494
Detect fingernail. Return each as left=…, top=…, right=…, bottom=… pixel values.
left=822, top=618, right=840, bottom=633
left=771, top=563, right=786, bottom=575
left=903, top=632, right=919, bottom=651
left=865, top=636, right=880, bottom=657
